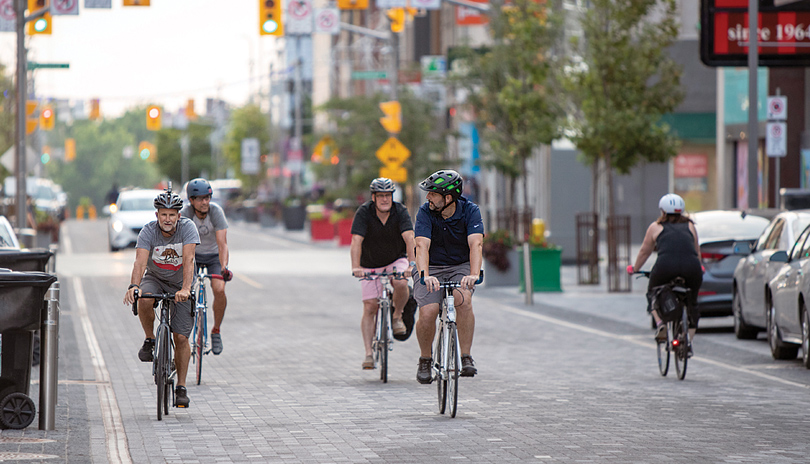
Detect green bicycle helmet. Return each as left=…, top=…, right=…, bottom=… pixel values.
left=419, top=170, right=463, bottom=199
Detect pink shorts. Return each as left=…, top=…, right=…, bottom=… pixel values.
left=361, top=257, right=410, bottom=301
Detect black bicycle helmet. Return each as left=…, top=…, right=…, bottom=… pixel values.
left=419, top=170, right=463, bottom=199
left=369, top=177, right=396, bottom=193
left=154, top=187, right=183, bottom=210
left=187, top=178, right=213, bottom=198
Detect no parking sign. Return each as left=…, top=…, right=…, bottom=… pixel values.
left=767, top=96, right=787, bottom=121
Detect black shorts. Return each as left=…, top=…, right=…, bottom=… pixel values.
left=195, top=253, right=222, bottom=276
left=140, top=274, right=193, bottom=337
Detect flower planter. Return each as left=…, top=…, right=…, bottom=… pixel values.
left=310, top=218, right=335, bottom=241
left=335, top=218, right=353, bottom=246
left=483, top=249, right=520, bottom=286
left=518, top=248, right=562, bottom=292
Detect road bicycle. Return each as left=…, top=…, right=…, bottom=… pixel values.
left=132, top=289, right=180, bottom=420
left=358, top=270, right=408, bottom=383
left=637, top=271, right=692, bottom=380
left=422, top=271, right=483, bottom=418
left=190, top=267, right=223, bottom=385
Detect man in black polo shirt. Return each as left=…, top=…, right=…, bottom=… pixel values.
left=351, top=178, right=416, bottom=370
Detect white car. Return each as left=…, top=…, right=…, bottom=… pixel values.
left=107, top=189, right=162, bottom=252
left=0, top=215, right=20, bottom=249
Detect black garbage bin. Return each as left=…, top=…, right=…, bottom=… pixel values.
left=0, top=249, right=53, bottom=273
left=0, top=270, right=57, bottom=429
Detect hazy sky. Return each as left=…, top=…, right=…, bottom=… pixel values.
left=0, top=0, right=283, bottom=117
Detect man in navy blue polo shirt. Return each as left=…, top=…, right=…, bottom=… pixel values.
left=412, top=169, right=484, bottom=384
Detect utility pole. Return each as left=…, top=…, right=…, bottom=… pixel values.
left=747, top=0, right=759, bottom=209
left=293, top=52, right=303, bottom=197
left=15, top=0, right=27, bottom=230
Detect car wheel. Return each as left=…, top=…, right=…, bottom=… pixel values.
left=803, top=303, right=810, bottom=369
left=768, top=301, right=799, bottom=360
left=733, top=287, right=759, bottom=340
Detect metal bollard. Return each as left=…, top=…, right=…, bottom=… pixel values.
left=18, top=227, right=35, bottom=249
left=39, top=282, right=59, bottom=430
left=523, top=242, right=533, bottom=306
left=47, top=244, right=58, bottom=274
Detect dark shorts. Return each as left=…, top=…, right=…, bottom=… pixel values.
left=195, top=253, right=222, bottom=276
left=412, top=263, right=474, bottom=307
left=140, top=274, right=193, bottom=337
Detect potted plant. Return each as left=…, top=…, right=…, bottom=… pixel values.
left=518, top=234, right=562, bottom=292
left=307, top=205, right=334, bottom=241
left=282, top=197, right=307, bottom=231
left=482, top=229, right=520, bottom=286
left=331, top=209, right=355, bottom=246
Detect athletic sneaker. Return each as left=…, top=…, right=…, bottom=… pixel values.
left=417, top=357, right=433, bottom=384
left=654, top=324, right=667, bottom=343
left=461, top=355, right=477, bottom=377
left=211, top=332, right=223, bottom=355
left=362, top=355, right=374, bottom=370
left=138, top=338, right=154, bottom=362
left=175, top=386, right=189, bottom=408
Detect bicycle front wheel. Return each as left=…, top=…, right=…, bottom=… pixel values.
left=194, top=306, right=205, bottom=385
left=447, top=323, right=460, bottom=418
left=674, top=307, right=689, bottom=380
left=155, top=327, right=169, bottom=421
left=379, top=301, right=390, bottom=383
left=436, top=323, right=447, bottom=414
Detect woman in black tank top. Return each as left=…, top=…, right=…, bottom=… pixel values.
left=629, top=194, right=703, bottom=337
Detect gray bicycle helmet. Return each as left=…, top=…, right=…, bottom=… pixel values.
left=187, top=178, right=213, bottom=198
left=369, top=177, right=396, bottom=193
left=419, top=169, right=463, bottom=199
left=154, top=188, right=183, bottom=210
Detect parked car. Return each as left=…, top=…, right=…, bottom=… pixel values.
left=107, top=189, right=162, bottom=252
left=765, top=224, right=810, bottom=364
left=691, top=210, right=770, bottom=317
left=0, top=215, right=20, bottom=249
left=732, top=210, right=810, bottom=339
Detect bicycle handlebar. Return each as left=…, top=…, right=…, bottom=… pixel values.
left=634, top=270, right=651, bottom=278
left=419, top=270, right=484, bottom=286
left=354, top=270, right=409, bottom=281
left=131, top=289, right=177, bottom=316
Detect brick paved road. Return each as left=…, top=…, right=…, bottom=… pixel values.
left=3, top=219, right=810, bottom=463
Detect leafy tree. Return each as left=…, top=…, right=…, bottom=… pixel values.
left=564, top=0, right=683, bottom=217
left=155, top=122, right=213, bottom=186
left=453, top=0, right=565, bottom=211
left=223, top=104, right=270, bottom=192
left=315, top=91, right=446, bottom=203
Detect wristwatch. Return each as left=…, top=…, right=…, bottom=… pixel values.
left=409, top=261, right=416, bottom=267
left=128, top=284, right=140, bottom=290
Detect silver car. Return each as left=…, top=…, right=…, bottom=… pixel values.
left=732, top=211, right=810, bottom=339
left=766, top=223, right=810, bottom=365
left=107, top=189, right=162, bottom=252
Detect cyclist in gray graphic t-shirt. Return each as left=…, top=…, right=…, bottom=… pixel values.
left=123, top=187, right=200, bottom=408
left=180, top=178, right=231, bottom=355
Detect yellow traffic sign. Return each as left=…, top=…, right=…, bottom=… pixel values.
left=375, top=137, right=410, bottom=166
left=380, top=166, right=407, bottom=183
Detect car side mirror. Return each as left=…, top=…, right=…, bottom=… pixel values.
left=732, top=241, right=753, bottom=256
left=770, top=250, right=789, bottom=263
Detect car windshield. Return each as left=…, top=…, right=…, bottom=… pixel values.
left=118, top=197, right=154, bottom=212
left=794, top=216, right=810, bottom=238
left=0, top=227, right=15, bottom=247
left=36, top=185, right=55, bottom=200
left=694, top=213, right=770, bottom=242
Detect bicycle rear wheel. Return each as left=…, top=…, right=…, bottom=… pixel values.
left=657, top=325, right=670, bottom=376
left=674, top=307, right=689, bottom=380
left=436, top=323, right=447, bottom=414
left=447, top=323, right=460, bottom=418
left=194, top=305, right=205, bottom=385
left=379, top=301, right=390, bottom=383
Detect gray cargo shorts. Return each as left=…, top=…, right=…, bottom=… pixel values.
left=140, top=274, right=194, bottom=337
left=412, top=263, right=474, bottom=307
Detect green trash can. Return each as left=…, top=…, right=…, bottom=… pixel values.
left=518, top=248, right=562, bottom=292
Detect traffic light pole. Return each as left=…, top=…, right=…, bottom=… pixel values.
left=14, top=1, right=49, bottom=230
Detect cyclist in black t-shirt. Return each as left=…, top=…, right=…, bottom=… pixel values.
left=351, top=178, right=416, bottom=370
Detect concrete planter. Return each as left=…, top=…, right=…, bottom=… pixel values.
left=483, top=249, right=520, bottom=286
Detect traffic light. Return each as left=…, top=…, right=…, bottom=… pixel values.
left=27, top=0, right=51, bottom=35
left=259, top=0, right=283, bottom=36
left=65, top=138, right=76, bottom=162
left=185, top=99, right=197, bottom=121
left=40, top=105, right=54, bottom=131
left=123, top=0, right=151, bottom=5
left=337, top=0, right=369, bottom=10
left=89, top=99, right=101, bottom=120
left=387, top=8, right=405, bottom=33
left=41, top=146, right=51, bottom=164
left=146, top=105, right=161, bottom=131
left=138, top=141, right=156, bottom=161
left=379, top=101, right=402, bottom=133
left=25, top=101, right=38, bottom=135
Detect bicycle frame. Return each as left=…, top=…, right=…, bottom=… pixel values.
left=359, top=270, right=407, bottom=383
left=433, top=285, right=461, bottom=385
left=192, top=268, right=212, bottom=358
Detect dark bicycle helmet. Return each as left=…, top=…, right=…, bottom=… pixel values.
left=187, top=178, right=213, bottom=198
left=369, top=177, right=396, bottom=193
left=419, top=169, right=463, bottom=199
left=154, top=187, right=183, bottom=210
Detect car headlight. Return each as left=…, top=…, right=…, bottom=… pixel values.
left=112, top=220, right=124, bottom=233
left=109, top=204, right=118, bottom=214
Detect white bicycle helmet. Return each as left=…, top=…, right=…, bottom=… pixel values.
left=659, top=193, right=685, bottom=214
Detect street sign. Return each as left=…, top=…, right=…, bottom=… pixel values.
left=376, top=137, right=410, bottom=166
left=314, top=8, right=340, bottom=35
left=380, top=166, right=407, bottom=183
left=85, top=0, right=111, bottom=7
left=421, top=55, right=446, bottom=80
left=287, top=0, right=313, bottom=35
left=51, top=0, right=78, bottom=15
left=28, top=62, right=70, bottom=70
left=241, top=138, right=260, bottom=175
left=767, top=122, right=787, bottom=157
left=351, top=70, right=388, bottom=80
left=767, top=96, right=788, bottom=121
left=0, top=0, right=13, bottom=32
